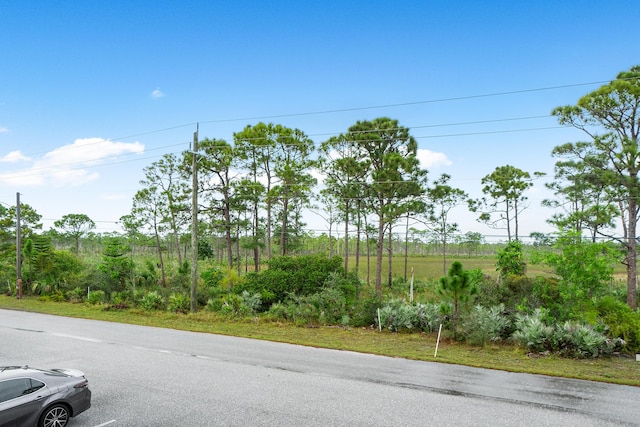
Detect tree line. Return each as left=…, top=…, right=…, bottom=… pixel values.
left=1, top=66, right=639, bottom=309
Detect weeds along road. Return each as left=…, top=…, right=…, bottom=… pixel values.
left=1, top=309, right=638, bottom=426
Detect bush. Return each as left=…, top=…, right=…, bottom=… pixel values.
left=48, top=289, right=66, bottom=302
left=511, top=308, right=621, bottom=358
left=553, top=322, right=619, bottom=358
left=87, top=290, right=106, bottom=305
left=241, top=291, right=262, bottom=313
left=234, top=254, right=344, bottom=307
left=414, top=302, right=444, bottom=333
left=496, top=240, right=526, bottom=278
left=461, top=304, right=511, bottom=346
left=512, top=309, right=555, bottom=353
left=378, top=299, right=417, bottom=332
left=111, top=291, right=131, bottom=306
left=67, top=287, right=86, bottom=303
left=139, top=291, right=165, bottom=311
left=167, top=293, right=190, bottom=313
left=349, top=294, right=383, bottom=327
left=595, top=296, right=640, bottom=353
left=323, top=271, right=358, bottom=306
left=219, top=291, right=262, bottom=316
left=201, top=267, right=224, bottom=287
left=270, top=288, right=349, bottom=326
left=377, top=299, right=443, bottom=332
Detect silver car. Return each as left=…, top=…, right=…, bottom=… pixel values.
left=0, top=366, right=91, bottom=427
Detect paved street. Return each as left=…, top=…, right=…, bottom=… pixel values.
left=1, top=309, right=638, bottom=426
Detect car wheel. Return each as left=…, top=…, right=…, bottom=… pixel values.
left=39, top=403, right=70, bottom=427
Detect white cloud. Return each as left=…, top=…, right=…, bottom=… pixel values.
left=0, top=137, right=144, bottom=187
left=151, top=88, right=164, bottom=99
left=0, top=127, right=9, bottom=133
left=416, top=148, right=451, bottom=169
left=0, top=150, right=30, bottom=163
left=310, top=167, right=325, bottom=187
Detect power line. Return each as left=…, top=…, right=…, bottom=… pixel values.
left=23, top=78, right=601, bottom=147
left=195, top=80, right=611, bottom=125
left=1, top=77, right=622, bottom=187
left=1, top=122, right=565, bottom=182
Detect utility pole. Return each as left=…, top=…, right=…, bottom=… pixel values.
left=190, top=124, right=199, bottom=313
left=16, top=192, right=22, bottom=299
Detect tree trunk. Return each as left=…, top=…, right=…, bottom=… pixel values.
left=224, top=203, right=233, bottom=270
left=173, top=228, right=182, bottom=267
left=404, top=215, right=409, bottom=282
left=236, top=221, right=241, bottom=273
left=266, top=199, right=272, bottom=260
left=153, top=224, right=166, bottom=287
left=505, top=199, right=512, bottom=241
left=387, top=225, right=393, bottom=288
left=329, top=217, right=334, bottom=257
left=375, top=214, right=384, bottom=296
left=366, top=237, right=371, bottom=286
left=443, top=237, right=447, bottom=276
left=344, top=200, right=349, bottom=274
left=253, top=200, right=260, bottom=272
left=281, top=197, right=289, bottom=256
left=514, top=199, right=519, bottom=241
left=626, top=196, right=638, bottom=309
left=355, top=200, right=361, bottom=277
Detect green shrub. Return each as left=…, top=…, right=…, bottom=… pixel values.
left=167, top=293, right=190, bottom=313
left=323, top=271, right=358, bottom=305
left=349, top=294, right=383, bottom=327
left=461, top=304, right=511, bottom=346
left=511, top=308, right=621, bottom=358
left=48, top=289, right=66, bottom=302
left=201, top=267, right=224, bottom=287
left=553, top=322, right=618, bottom=358
left=139, top=291, right=165, bottom=311
left=87, top=290, right=106, bottom=305
left=274, top=288, right=349, bottom=326
left=217, top=291, right=261, bottom=316
left=413, top=302, right=444, bottom=333
left=241, top=291, right=262, bottom=313
left=264, top=302, right=288, bottom=320
left=234, top=254, right=344, bottom=307
left=67, top=287, right=86, bottom=303
left=378, top=299, right=417, bottom=332
left=111, top=291, right=131, bottom=306
left=512, top=309, right=555, bottom=352
left=306, top=288, right=348, bottom=325
left=377, top=299, right=443, bottom=332
left=205, top=298, right=221, bottom=312
left=496, top=240, right=526, bottom=278
left=595, top=296, right=640, bottom=353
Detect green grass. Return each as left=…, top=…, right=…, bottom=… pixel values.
left=1, top=295, right=639, bottom=387
left=349, top=254, right=558, bottom=283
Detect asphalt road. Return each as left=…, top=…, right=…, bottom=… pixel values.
left=1, top=309, right=638, bottom=426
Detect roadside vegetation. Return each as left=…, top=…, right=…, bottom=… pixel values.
left=1, top=243, right=640, bottom=386
left=1, top=67, right=640, bottom=386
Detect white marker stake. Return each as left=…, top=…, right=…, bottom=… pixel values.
left=434, top=323, right=443, bottom=358
left=377, top=308, right=382, bottom=332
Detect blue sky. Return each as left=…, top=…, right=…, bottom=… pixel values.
left=1, top=1, right=639, bottom=240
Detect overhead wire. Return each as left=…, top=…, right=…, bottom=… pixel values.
left=3, top=77, right=618, bottom=232
left=1, top=119, right=564, bottom=182
left=3, top=75, right=604, bottom=177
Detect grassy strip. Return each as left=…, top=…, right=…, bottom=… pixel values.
left=1, top=296, right=638, bottom=387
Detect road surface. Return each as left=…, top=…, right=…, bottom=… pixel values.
left=0, top=309, right=638, bottom=426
